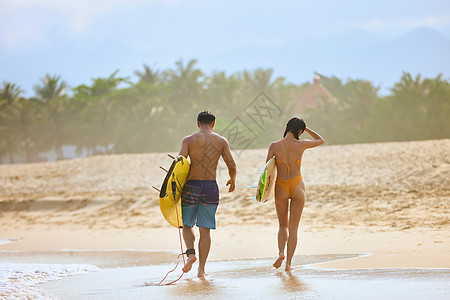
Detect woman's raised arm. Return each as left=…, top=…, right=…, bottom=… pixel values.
left=302, top=127, right=325, bottom=149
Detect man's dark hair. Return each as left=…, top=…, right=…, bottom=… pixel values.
left=197, top=111, right=216, bottom=125
left=283, top=117, right=306, bottom=140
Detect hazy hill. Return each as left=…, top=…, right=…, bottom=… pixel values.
left=202, top=27, right=450, bottom=91
left=0, top=27, right=449, bottom=95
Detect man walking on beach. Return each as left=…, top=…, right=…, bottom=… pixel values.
left=179, top=111, right=237, bottom=278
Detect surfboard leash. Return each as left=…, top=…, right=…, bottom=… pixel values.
left=157, top=173, right=186, bottom=286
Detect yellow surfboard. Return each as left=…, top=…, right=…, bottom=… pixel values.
left=159, top=155, right=190, bottom=228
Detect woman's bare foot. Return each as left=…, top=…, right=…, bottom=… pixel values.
left=285, top=265, right=295, bottom=272
left=183, top=255, right=197, bottom=273
left=273, top=253, right=285, bottom=268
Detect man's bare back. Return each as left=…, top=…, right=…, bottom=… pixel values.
left=182, top=131, right=224, bottom=180
left=180, top=128, right=236, bottom=189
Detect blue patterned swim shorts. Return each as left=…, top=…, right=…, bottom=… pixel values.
left=181, top=180, right=219, bottom=229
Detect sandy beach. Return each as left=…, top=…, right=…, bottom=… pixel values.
left=1, top=139, right=449, bottom=298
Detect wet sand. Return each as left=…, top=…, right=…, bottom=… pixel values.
left=34, top=252, right=449, bottom=300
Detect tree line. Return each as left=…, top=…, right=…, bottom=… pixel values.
left=1, top=58, right=449, bottom=164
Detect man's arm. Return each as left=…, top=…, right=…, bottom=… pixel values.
left=221, top=138, right=237, bottom=192
left=179, top=137, right=189, bottom=158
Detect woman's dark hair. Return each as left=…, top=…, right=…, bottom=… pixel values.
left=197, top=111, right=216, bottom=125
left=283, top=117, right=306, bottom=140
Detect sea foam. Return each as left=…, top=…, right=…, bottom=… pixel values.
left=0, top=263, right=99, bottom=299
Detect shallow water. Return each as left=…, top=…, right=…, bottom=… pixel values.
left=7, top=251, right=444, bottom=300
left=0, top=238, right=21, bottom=246
left=0, top=249, right=178, bottom=268
left=44, top=266, right=450, bottom=300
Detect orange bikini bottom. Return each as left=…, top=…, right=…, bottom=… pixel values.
left=276, top=175, right=303, bottom=198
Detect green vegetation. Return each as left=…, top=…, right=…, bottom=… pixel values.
left=1, top=59, right=449, bottom=163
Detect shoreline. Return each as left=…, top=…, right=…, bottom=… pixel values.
left=1, top=225, right=448, bottom=270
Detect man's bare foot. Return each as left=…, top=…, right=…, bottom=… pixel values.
left=273, top=253, right=285, bottom=268
left=197, top=270, right=209, bottom=278
left=183, top=256, right=197, bottom=273
left=285, top=265, right=295, bottom=272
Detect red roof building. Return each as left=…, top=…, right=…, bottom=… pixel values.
left=296, top=75, right=338, bottom=114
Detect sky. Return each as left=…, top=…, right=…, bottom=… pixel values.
left=1, top=0, right=449, bottom=94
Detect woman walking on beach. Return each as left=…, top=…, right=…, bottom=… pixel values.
left=266, top=117, right=324, bottom=271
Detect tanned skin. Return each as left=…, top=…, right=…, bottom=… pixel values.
left=266, top=127, right=324, bottom=271
left=179, top=120, right=236, bottom=277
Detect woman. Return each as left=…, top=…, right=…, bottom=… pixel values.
left=266, top=117, right=324, bottom=271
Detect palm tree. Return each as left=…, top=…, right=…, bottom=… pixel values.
left=0, top=82, right=23, bottom=106
left=344, top=80, right=379, bottom=134
left=242, top=68, right=275, bottom=93
left=10, top=98, right=38, bottom=163
left=421, top=74, right=450, bottom=139
left=0, top=82, right=24, bottom=163
left=0, top=82, right=38, bottom=163
left=134, top=64, right=160, bottom=85
left=73, top=71, right=129, bottom=155
left=162, top=58, right=205, bottom=139
left=388, top=72, right=427, bottom=140
left=164, top=58, right=204, bottom=105
left=390, top=72, right=423, bottom=95
left=204, top=71, right=241, bottom=116
left=34, top=74, right=68, bottom=160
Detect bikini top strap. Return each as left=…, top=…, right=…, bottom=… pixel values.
left=277, top=139, right=290, bottom=162
left=277, top=139, right=301, bottom=166
left=285, top=140, right=297, bottom=157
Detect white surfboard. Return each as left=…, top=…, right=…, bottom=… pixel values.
left=256, top=157, right=277, bottom=203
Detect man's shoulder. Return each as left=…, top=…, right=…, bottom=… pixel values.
left=211, top=132, right=230, bottom=146
left=212, top=131, right=226, bottom=140
left=184, top=131, right=227, bottom=145
left=182, top=133, right=197, bottom=142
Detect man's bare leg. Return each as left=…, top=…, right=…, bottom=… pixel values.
left=182, top=226, right=197, bottom=273
left=197, top=227, right=211, bottom=277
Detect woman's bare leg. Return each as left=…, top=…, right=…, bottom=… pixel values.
left=273, top=184, right=289, bottom=268
left=285, top=182, right=306, bottom=271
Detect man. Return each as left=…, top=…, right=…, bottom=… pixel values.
left=179, top=111, right=236, bottom=278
